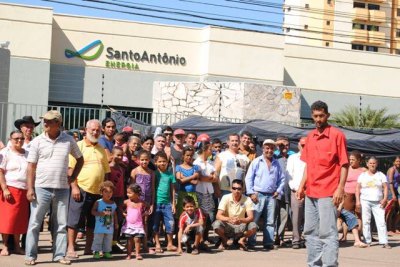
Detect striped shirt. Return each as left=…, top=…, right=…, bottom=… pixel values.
left=27, top=132, right=82, bottom=189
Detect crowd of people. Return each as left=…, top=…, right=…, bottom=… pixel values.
left=0, top=101, right=399, bottom=266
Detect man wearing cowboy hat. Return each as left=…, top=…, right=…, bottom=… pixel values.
left=14, top=116, right=40, bottom=149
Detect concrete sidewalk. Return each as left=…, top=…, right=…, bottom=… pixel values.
left=1, top=231, right=399, bottom=267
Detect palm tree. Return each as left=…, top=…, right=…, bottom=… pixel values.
left=332, top=105, right=400, bottom=128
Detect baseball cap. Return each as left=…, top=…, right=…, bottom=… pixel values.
left=197, top=133, right=210, bottom=142
left=40, top=110, right=62, bottom=122
left=263, top=139, right=276, bottom=146
left=122, top=126, right=133, bottom=133
left=174, top=128, right=185, bottom=136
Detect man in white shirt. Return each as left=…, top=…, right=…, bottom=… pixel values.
left=286, top=137, right=307, bottom=249
left=214, top=133, right=249, bottom=196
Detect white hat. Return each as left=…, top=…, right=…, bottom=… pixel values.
left=263, top=139, right=276, bottom=146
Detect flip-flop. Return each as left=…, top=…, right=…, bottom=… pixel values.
left=66, top=252, right=79, bottom=259
left=166, top=246, right=177, bottom=252
left=238, top=242, right=248, bottom=251
left=136, top=254, right=143, bottom=260
left=353, top=243, right=368, bottom=248
left=57, top=258, right=71, bottom=265
left=147, top=248, right=156, bottom=254
left=217, top=244, right=226, bottom=251
left=155, top=247, right=164, bottom=253
left=24, top=260, right=36, bottom=265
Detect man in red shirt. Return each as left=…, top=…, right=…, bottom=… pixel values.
left=297, top=101, right=349, bottom=267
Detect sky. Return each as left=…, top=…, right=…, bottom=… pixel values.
left=1, top=0, right=284, bottom=33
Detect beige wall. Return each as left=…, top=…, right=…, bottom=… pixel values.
left=0, top=3, right=52, bottom=60
left=51, top=14, right=284, bottom=82
left=284, top=43, right=400, bottom=97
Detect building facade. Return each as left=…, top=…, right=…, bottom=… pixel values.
left=284, top=0, right=400, bottom=54
left=1, top=2, right=400, bottom=141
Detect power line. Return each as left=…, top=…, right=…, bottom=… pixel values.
left=42, top=0, right=394, bottom=49
left=84, top=0, right=394, bottom=42
left=181, top=0, right=396, bottom=32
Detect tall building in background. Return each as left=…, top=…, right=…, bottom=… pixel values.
left=283, top=0, right=400, bottom=54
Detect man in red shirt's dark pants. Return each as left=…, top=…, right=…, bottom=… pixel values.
left=297, top=101, right=349, bottom=267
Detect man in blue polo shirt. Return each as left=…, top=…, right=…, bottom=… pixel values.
left=245, top=139, right=285, bottom=250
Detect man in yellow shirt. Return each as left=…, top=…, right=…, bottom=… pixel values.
left=66, top=120, right=110, bottom=257
left=212, top=179, right=257, bottom=251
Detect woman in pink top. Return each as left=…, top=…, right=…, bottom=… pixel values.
left=340, top=151, right=366, bottom=241
left=344, top=151, right=366, bottom=214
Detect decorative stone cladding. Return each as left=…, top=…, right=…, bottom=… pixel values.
left=153, top=82, right=300, bottom=124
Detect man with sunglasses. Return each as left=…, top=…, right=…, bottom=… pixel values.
left=212, top=179, right=257, bottom=251
left=245, top=139, right=285, bottom=250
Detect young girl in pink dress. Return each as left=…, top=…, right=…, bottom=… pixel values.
left=130, top=150, right=155, bottom=248
left=122, top=184, right=146, bottom=260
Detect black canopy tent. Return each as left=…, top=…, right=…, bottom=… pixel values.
left=111, top=112, right=400, bottom=157
left=171, top=116, right=400, bottom=157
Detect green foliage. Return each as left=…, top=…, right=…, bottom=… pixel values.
left=332, top=105, right=400, bottom=128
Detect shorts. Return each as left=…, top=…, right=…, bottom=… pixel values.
left=67, top=188, right=100, bottom=229
left=125, top=233, right=145, bottom=238
left=181, top=227, right=203, bottom=243
left=340, top=209, right=359, bottom=231
left=153, top=203, right=175, bottom=234
left=212, top=220, right=257, bottom=238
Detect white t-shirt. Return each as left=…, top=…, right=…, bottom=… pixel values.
left=0, top=148, right=29, bottom=189
left=217, top=150, right=249, bottom=191
left=194, top=157, right=215, bottom=194
left=358, top=171, right=387, bottom=202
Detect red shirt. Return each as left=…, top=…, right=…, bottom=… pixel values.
left=301, top=125, right=348, bottom=198
left=178, top=209, right=204, bottom=229
left=109, top=165, right=125, bottom=198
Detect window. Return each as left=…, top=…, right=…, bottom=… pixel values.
left=367, top=25, right=379, bottom=31
left=397, top=8, right=400, bottom=17
left=304, top=24, right=308, bottom=29
left=395, top=49, right=400, bottom=55
left=352, top=23, right=365, bottom=30
left=396, top=29, right=400, bottom=38
left=305, top=4, right=309, bottom=8
left=353, top=2, right=365, bottom=8
left=287, top=7, right=291, bottom=12
left=327, top=0, right=332, bottom=4
left=351, top=44, right=364, bottom=50
left=325, top=42, right=330, bottom=47
left=367, top=4, right=380, bottom=11
left=326, top=20, right=331, bottom=26
left=366, top=46, right=378, bottom=52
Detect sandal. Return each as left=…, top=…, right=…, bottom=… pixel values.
left=136, top=254, right=143, bottom=260
left=217, top=244, right=226, bottom=251
left=57, top=258, right=71, bottom=265
left=166, top=245, right=177, bottom=252
left=25, top=260, right=36, bottom=265
left=66, top=251, right=79, bottom=259
left=353, top=242, right=368, bottom=248
left=155, top=247, right=164, bottom=253
left=147, top=248, right=156, bottom=254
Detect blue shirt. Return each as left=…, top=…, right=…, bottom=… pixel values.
left=245, top=155, right=285, bottom=196
left=176, top=165, right=199, bottom=193
left=94, top=199, right=117, bottom=234
left=98, top=135, right=114, bottom=152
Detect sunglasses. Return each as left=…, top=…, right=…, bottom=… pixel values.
left=232, top=187, right=242, bottom=191
left=12, top=137, right=25, bottom=141
left=164, top=132, right=172, bottom=136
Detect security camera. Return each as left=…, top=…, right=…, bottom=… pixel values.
left=0, top=41, right=10, bottom=49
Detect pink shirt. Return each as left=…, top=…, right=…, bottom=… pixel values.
left=345, top=167, right=364, bottom=194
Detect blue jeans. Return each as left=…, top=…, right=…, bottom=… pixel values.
left=25, top=188, right=69, bottom=262
left=153, top=203, right=175, bottom=234
left=248, top=193, right=276, bottom=246
left=304, top=197, right=338, bottom=267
